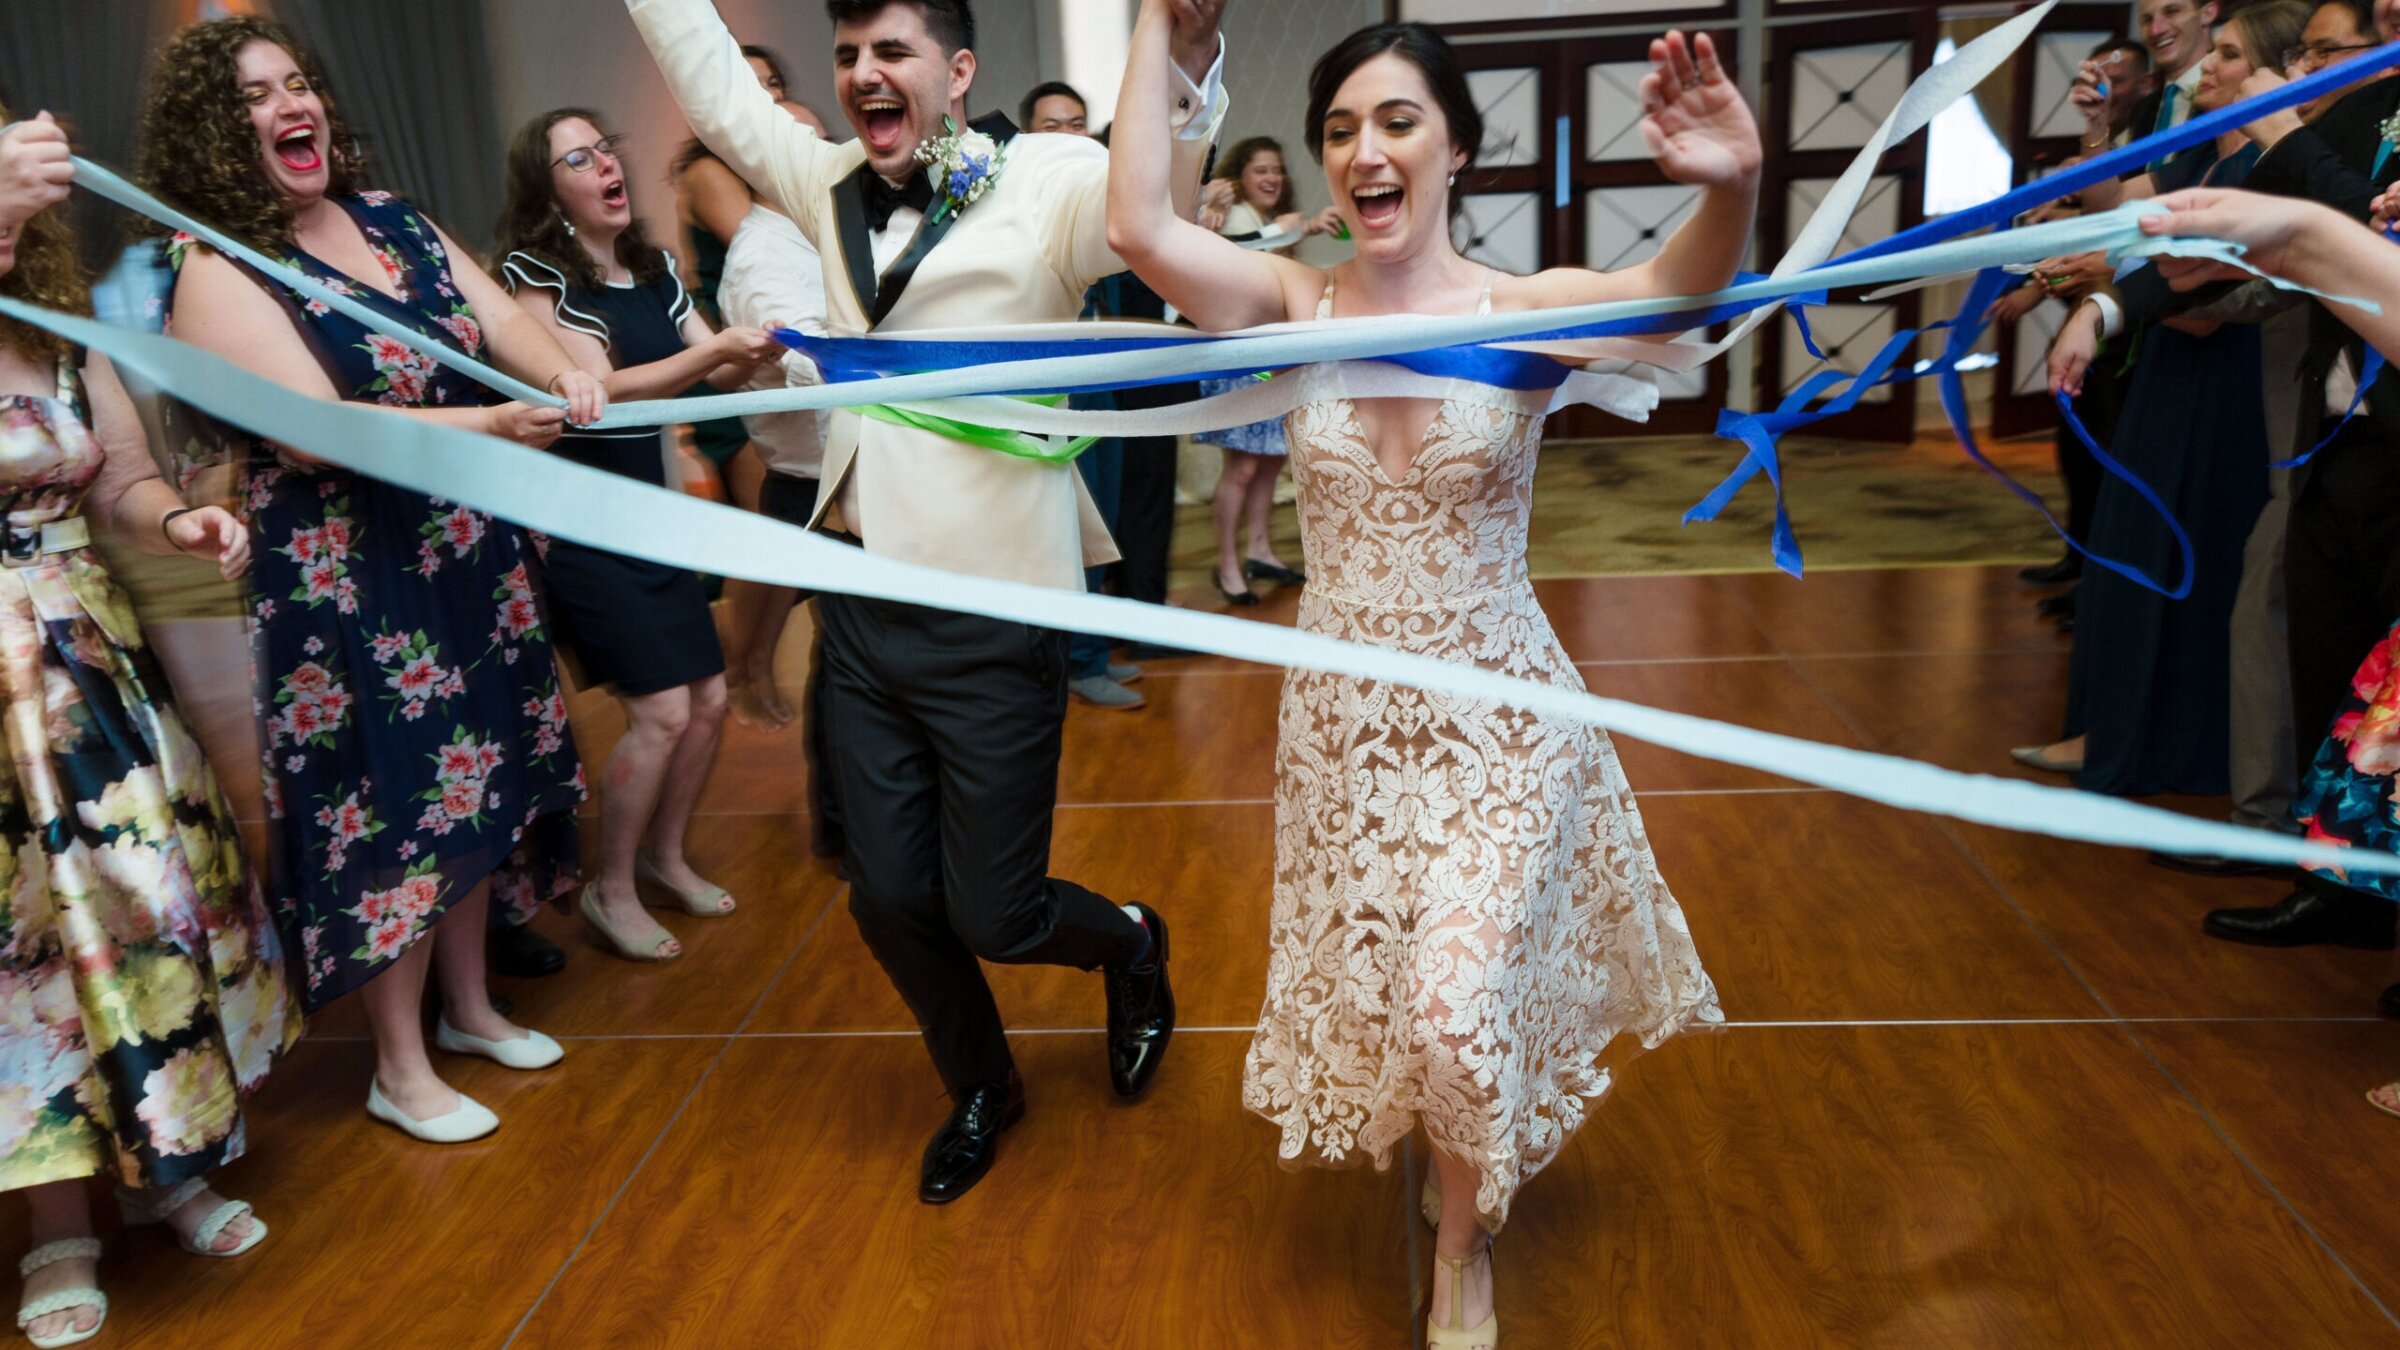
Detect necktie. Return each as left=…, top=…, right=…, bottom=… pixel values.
left=2145, top=83, right=2180, bottom=174
left=862, top=172, right=934, bottom=233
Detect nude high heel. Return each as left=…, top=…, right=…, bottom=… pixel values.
left=1426, top=1242, right=1498, bottom=1349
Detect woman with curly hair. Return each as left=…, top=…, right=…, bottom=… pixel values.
left=0, top=110, right=302, bottom=1349
left=142, top=17, right=605, bottom=1145
left=492, top=108, right=782, bottom=962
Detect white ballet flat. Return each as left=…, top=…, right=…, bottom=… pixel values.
left=366, top=1081, right=498, bottom=1144
left=116, top=1177, right=265, bottom=1257
left=434, top=1017, right=564, bottom=1070
left=16, top=1238, right=104, bottom=1349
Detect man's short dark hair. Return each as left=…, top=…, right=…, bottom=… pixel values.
left=2315, top=0, right=2378, bottom=37
left=826, top=0, right=976, bottom=55
left=1019, top=80, right=1086, bottom=127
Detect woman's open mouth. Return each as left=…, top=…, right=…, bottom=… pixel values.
left=1352, top=183, right=1404, bottom=229
left=274, top=123, right=322, bottom=173
left=600, top=180, right=629, bottom=208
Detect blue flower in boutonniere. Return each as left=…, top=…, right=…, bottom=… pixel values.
left=913, top=116, right=1005, bottom=225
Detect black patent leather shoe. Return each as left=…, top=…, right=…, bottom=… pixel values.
left=2203, top=889, right=2398, bottom=950
left=2019, top=555, right=2081, bottom=586
left=488, top=922, right=567, bottom=978
left=919, top=1073, right=1025, bottom=1204
left=2146, top=850, right=2295, bottom=880
left=1245, top=558, right=1307, bottom=587
left=1104, top=904, right=1175, bottom=1099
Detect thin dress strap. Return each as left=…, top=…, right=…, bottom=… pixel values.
left=1477, top=268, right=1496, bottom=317
left=1316, top=274, right=1337, bottom=320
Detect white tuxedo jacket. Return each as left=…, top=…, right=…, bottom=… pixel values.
left=627, top=0, right=1223, bottom=589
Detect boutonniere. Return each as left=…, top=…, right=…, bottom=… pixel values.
left=2382, top=111, right=2400, bottom=153
left=914, top=116, right=1005, bottom=225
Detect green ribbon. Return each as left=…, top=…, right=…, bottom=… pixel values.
left=854, top=393, right=1095, bottom=463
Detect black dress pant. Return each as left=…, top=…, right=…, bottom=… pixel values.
left=816, top=590, right=1145, bottom=1093
left=2286, top=421, right=2400, bottom=907
left=1112, top=381, right=1193, bottom=607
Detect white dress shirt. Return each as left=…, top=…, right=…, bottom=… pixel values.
left=718, top=204, right=830, bottom=478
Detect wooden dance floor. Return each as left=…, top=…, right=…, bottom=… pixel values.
left=27, top=564, right=2400, bottom=1347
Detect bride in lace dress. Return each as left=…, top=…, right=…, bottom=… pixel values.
left=1111, top=8, right=1760, bottom=1344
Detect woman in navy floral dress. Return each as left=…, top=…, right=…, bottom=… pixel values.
left=142, top=18, right=608, bottom=1143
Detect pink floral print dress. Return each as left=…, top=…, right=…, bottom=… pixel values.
left=165, top=192, right=585, bottom=1011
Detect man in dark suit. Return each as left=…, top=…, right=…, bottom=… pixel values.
left=2188, top=45, right=2400, bottom=954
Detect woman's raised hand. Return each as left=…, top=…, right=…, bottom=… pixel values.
left=0, top=114, right=73, bottom=236
left=1638, top=31, right=1761, bottom=189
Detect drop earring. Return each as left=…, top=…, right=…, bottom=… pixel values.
left=558, top=211, right=576, bottom=238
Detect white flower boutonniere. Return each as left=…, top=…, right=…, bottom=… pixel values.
left=2381, top=111, right=2400, bottom=156
left=914, top=116, right=1005, bottom=225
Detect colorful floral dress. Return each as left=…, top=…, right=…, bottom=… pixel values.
left=165, top=192, right=585, bottom=1011
left=0, top=357, right=300, bottom=1192
left=2297, top=619, right=2400, bottom=898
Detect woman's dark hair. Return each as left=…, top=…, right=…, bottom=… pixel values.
left=825, top=0, right=975, bottom=56
left=135, top=16, right=369, bottom=251
left=1304, top=23, right=1483, bottom=220
left=1213, top=137, right=1296, bottom=216
left=494, top=108, right=669, bottom=293
left=675, top=44, right=789, bottom=175
left=0, top=96, right=91, bottom=365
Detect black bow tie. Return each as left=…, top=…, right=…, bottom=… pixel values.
left=861, top=171, right=935, bottom=232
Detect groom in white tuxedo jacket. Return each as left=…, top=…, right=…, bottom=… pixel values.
left=625, top=0, right=1226, bottom=1203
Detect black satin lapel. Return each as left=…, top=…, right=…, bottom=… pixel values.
left=869, top=207, right=959, bottom=327
left=832, top=167, right=881, bottom=318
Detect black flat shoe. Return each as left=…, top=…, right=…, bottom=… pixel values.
left=2203, top=888, right=2398, bottom=950
left=1244, top=559, right=1306, bottom=587
left=2019, top=555, right=2081, bottom=586
left=488, top=921, right=567, bottom=978
left=1217, top=579, right=1260, bottom=607
left=1104, top=903, right=1176, bottom=1099
left=919, top=1073, right=1025, bottom=1204
left=2146, top=850, right=2295, bottom=881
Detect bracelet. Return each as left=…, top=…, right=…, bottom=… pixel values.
left=546, top=371, right=570, bottom=396
left=159, top=506, right=197, bottom=543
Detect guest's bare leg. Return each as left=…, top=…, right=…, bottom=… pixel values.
left=1243, top=453, right=1292, bottom=571
left=641, top=674, right=731, bottom=903
left=593, top=686, right=690, bottom=954
left=362, top=932, right=463, bottom=1117
left=1213, top=449, right=1254, bottom=595
left=1427, top=1143, right=1495, bottom=1331
left=435, top=881, right=536, bottom=1041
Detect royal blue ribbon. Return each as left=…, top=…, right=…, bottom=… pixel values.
left=778, top=330, right=1582, bottom=393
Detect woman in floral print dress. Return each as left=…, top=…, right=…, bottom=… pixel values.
left=0, top=110, right=301, bottom=1349
left=142, top=18, right=608, bottom=1145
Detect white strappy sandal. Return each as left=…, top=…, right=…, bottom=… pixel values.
left=117, top=1177, right=265, bottom=1257
left=16, top=1238, right=104, bottom=1349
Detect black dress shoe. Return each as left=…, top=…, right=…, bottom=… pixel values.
left=2146, top=850, right=2296, bottom=880
left=1245, top=559, right=1307, bottom=587
left=919, top=1073, right=1025, bottom=1204
left=1104, top=903, right=1176, bottom=1099
left=2203, top=888, right=2398, bottom=950
left=2019, top=555, right=2082, bottom=586
left=488, top=922, right=567, bottom=978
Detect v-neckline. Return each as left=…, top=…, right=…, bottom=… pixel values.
left=294, top=197, right=413, bottom=308
left=1335, top=395, right=1450, bottom=487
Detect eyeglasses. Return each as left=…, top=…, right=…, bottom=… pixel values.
left=552, top=134, right=628, bottom=173
left=2282, top=41, right=2378, bottom=70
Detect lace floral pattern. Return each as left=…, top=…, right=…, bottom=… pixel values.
left=1241, top=354, right=1721, bottom=1233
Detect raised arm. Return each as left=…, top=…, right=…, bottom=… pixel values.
left=1495, top=31, right=1759, bottom=311
left=625, top=0, right=830, bottom=234
left=1105, top=0, right=1309, bottom=330
left=2143, top=186, right=2400, bottom=363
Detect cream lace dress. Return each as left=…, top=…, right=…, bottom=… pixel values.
left=1240, top=276, right=1722, bottom=1231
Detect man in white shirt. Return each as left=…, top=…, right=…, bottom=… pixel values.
left=625, top=0, right=1225, bottom=1204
